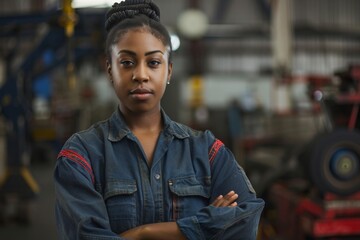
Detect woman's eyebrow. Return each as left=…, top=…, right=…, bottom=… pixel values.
left=117, top=50, right=136, bottom=56
left=117, top=50, right=164, bottom=56
left=145, top=50, right=164, bottom=56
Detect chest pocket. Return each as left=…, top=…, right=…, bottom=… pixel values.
left=169, top=175, right=211, bottom=220
left=104, top=179, right=137, bottom=234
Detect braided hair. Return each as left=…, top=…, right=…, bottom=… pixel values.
left=105, top=0, right=172, bottom=63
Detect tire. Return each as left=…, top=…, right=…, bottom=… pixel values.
left=308, top=129, right=360, bottom=196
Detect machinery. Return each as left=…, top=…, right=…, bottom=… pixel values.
left=305, top=65, right=360, bottom=197
left=0, top=1, right=104, bottom=224
left=260, top=65, right=360, bottom=239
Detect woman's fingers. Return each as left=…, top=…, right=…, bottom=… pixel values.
left=211, top=195, right=224, bottom=207
left=223, top=191, right=238, bottom=206
left=211, top=191, right=238, bottom=207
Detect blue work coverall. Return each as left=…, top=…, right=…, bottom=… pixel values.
left=54, top=108, right=264, bottom=239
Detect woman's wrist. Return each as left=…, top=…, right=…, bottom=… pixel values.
left=131, top=222, right=186, bottom=240
left=139, top=224, right=151, bottom=239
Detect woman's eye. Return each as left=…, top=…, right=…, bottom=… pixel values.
left=149, top=60, right=161, bottom=67
left=120, top=60, right=134, bottom=67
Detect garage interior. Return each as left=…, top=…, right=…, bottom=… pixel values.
left=0, top=0, right=360, bottom=239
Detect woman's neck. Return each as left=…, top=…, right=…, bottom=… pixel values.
left=120, top=106, right=163, bottom=133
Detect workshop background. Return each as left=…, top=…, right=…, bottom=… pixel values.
left=1, top=0, right=360, bottom=239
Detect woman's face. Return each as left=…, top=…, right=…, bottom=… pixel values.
left=108, top=28, right=172, bottom=114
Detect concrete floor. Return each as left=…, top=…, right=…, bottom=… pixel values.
left=0, top=162, right=57, bottom=239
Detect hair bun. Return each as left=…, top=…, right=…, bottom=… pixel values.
left=105, top=0, right=160, bottom=32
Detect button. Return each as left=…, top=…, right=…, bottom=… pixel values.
left=155, top=174, right=161, bottom=180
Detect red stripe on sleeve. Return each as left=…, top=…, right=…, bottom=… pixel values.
left=208, top=139, right=224, bottom=166
left=57, top=149, right=95, bottom=184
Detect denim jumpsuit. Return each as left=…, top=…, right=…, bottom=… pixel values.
left=54, top=108, right=264, bottom=240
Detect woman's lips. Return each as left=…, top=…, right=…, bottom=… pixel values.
left=130, top=88, right=153, bottom=100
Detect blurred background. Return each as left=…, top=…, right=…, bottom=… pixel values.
left=0, top=0, right=360, bottom=239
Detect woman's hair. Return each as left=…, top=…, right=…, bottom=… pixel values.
left=105, top=0, right=172, bottom=63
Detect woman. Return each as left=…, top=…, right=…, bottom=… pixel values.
left=54, top=0, right=264, bottom=239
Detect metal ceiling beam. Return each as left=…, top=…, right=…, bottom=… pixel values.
left=203, top=23, right=360, bottom=41
left=0, top=11, right=59, bottom=25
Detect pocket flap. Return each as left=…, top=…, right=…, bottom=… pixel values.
left=169, top=176, right=210, bottom=198
left=104, top=179, right=137, bottom=200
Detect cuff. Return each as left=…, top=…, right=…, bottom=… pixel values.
left=176, top=216, right=205, bottom=240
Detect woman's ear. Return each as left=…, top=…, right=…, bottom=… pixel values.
left=106, top=60, right=113, bottom=83
left=167, top=62, right=173, bottom=84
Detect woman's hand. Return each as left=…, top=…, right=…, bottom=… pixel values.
left=211, top=191, right=238, bottom=207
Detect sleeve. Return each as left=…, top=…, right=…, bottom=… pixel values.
left=54, top=136, right=123, bottom=240
left=176, top=136, right=265, bottom=240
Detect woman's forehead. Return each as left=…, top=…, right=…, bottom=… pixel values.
left=113, top=29, right=169, bottom=54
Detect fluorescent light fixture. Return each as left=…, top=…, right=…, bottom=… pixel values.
left=72, top=0, right=123, bottom=8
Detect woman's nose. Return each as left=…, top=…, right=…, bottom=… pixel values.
left=132, top=63, right=149, bottom=82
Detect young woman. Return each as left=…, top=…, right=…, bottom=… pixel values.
left=54, top=1, right=264, bottom=239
